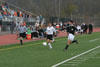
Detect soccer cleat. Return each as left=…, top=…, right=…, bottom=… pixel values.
left=63, top=45, right=69, bottom=51
left=49, top=48, right=52, bottom=49
left=63, top=48, right=68, bottom=51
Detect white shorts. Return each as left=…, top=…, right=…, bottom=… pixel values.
left=68, top=33, right=75, bottom=41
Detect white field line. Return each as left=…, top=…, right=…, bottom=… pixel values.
left=51, top=46, right=100, bottom=67
left=89, top=57, right=100, bottom=59
left=72, top=59, right=86, bottom=62
left=62, top=64, right=77, bottom=66
left=90, top=38, right=100, bottom=42
left=67, top=62, right=80, bottom=64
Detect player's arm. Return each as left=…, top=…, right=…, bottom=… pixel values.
left=66, top=32, right=69, bottom=37
left=45, top=28, right=48, bottom=35
left=17, top=27, right=20, bottom=33
left=53, top=27, right=56, bottom=36
left=74, top=26, right=77, bottom=35
left=66, top=27, right=69, bottom=37
left=75, top=26, right=77, bottom=31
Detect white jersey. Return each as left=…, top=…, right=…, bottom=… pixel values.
left=46, top=26, right=56, bottom=35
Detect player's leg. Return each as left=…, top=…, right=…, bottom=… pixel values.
left=16, top=32, right=19, bottom=39
left=52, top=32, right=56, bottom=43
left=71, top=35, right=78, bottom=44
left=47, top=39, right=52, bottom=49
left=64, top=34, right=72, bottom=50
left=49, top=35, right=53, bottom=49
left=64, top=40, right=71, bottom=50
left=20, top=33, right=24, bottom=45
left=47, top=35, right=53, bottom=49
left=72, top=40, right=78, bottom=44
left=20, top=37, right=23, bottom=45
left=52, top=37, right=55, bottom=43
left=19, top=33, right=23, bottom=45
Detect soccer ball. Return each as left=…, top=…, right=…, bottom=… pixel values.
left=43, top=42, right=47, bottom=46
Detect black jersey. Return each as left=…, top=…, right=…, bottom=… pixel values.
left=67, top=25, right=76, bottom=35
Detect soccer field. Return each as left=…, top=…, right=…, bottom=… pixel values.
left=0, top=32, right=100, bottom=67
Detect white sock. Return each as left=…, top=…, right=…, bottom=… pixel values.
left=53, top=38, right=55, bottom=42
left=48, top=43, right=52, bottom=49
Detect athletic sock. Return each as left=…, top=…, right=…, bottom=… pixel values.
left=20, top=40, right=23, bottom=45
left=72, top=40, right=78, bottom=44
left=65, top=45, right=69, bottom=50
left=52, top=38, right=55, bottom=43
left=48, top=43, right=52, bottom=49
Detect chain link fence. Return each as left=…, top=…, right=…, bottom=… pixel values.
left=48, top=17, right=100, bottom=27
left=73, top=17, right=100, bottom=27
left=0, top=21, right=35, bottom=32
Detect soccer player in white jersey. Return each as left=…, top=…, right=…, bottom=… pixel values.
left=46, top=23, right=56, bottom=49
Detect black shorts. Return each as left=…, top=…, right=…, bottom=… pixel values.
left=19, top=33, right=24, bottom=38
left=47, top=35, right=53, bottom=40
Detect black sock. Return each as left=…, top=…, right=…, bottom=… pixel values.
left=65, top=45, right=69, bottom=50
left=72, top=40, right=78, bottom=44
left=20, top=40, right=23, bottom=45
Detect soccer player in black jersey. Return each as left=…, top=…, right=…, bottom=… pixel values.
left=64, top=20, right=78, bottom=51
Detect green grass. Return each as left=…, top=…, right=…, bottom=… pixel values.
left=0, top=32, right=100, bottom=67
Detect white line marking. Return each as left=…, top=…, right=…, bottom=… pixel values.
left=89, top=57, right=100, bottom=59
left=72, top=60, right=86, bottom=62
left=90, top=38, right=100, bottom=42
left=62, top=64, right=77, bottom=66
left=67, top=62, right=80, bottom=64
left=51, top=46, right=100, bottom=67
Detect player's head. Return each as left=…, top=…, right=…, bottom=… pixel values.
left=48, top=23, right=52, bottom=27
left=20, top=23, right=23, bottom=26
left=69, top=20, right=73, bottom=23
left=68, top=20, right=74, bottom=25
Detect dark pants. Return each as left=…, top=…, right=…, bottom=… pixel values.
left=23, top=32, right=26, bottom=38
left=32, top=32, right=38, bottom=38
left=10, top=27, right=14, bottom=34
left=19, top=32, right=26, bottom=38
left=89, top=28, right=93, bottom=34
left=31, top=32, right=34, bottom=38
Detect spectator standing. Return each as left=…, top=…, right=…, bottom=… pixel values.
left=4, top=2, right=8, bottom=9
left=88, top=23, right=93, bottom=34
left=0, top=6, right=3, bottom=11
left=76, top=25, right=81, bottom=33
left=0, top=20, right=2, bottom=32
left=16, top=22, right=20, bottom=39
left=84, top=23, right=88, bottom=34
left=31, top=26, right=34, bottom=39
left=0, top=13, right=3, bottom=19
left=17, top=10, right=20, bottom=17
left=81, top=23, right=85, bottom=34
left=10, top=21, right=16, bottom=34
left=38, top=26, right=44, bottom=38
left=56, top=23, right=60, bottom=35
left=32, top=26, right=38, bottom=38
left=40, top=14, right=43, bottom=22
left=36, top=16, right=40, bottom=23
left=14, top=11, right=17, bottom=17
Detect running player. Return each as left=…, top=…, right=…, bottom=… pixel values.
left=64, top=20, right=78, bottom=51
left=46, top=23, right=56, bottom=49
